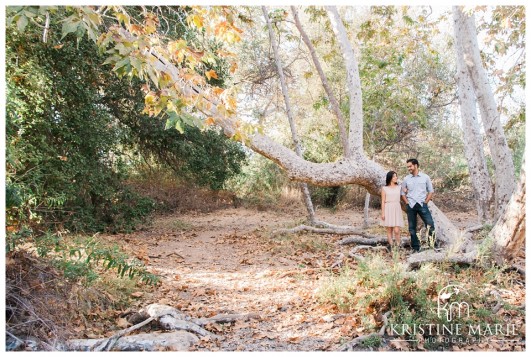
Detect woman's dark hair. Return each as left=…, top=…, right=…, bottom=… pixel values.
left=386, top=171, right=397, bottom=186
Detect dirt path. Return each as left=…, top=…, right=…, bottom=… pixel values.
left=110, top=206, right=481, bottom=351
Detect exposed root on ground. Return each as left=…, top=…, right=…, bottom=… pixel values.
left=273, top=223, right=375, bottom=237
left=66, top=304, right=259, bottom=351
left=406, top=250, right=477, bottom=270
left=349, top=245, right=389, bottom=256
left=338, top=236, right=405, bottom=246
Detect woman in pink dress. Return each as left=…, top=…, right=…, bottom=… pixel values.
left=381, top=171, right=404, bottom=248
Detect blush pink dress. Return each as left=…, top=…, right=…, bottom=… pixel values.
left=382, top=185, right=404, bottom=227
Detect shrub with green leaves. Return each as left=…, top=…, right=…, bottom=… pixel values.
left=6, top=9, right=246, bottom=232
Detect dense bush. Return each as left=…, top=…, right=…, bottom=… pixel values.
left=5, top=12, right=246, bottom=232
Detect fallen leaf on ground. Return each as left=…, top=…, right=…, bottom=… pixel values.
left=389, top=339, right=410, bottom=351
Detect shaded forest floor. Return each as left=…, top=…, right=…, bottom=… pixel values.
left=6, top=205, right=526, bottom=351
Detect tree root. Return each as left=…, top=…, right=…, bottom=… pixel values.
left=67, top=304, right=259, bottom=351
left=192, top=313, right=261, bottom=326
left=350, top=245, right=389, bottom=255
left=92, top=316, right=157, bottom=351
left=466, top=224, right=488, bottom=233
left=338, top=311, right=391, bottom=351
left=339, top=236, right=407, bottom=246
left=406, top=250, right=478, bottom=270
left=504, top=264, right=525, bottom=277
left=273, top=224, right=375, bottom=237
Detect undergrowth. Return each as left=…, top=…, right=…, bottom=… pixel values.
left=5, top=249, right=154, bottom=350
left=316, top=249, right=523, bottom=351
left=6, top=228, right=159, bottom=285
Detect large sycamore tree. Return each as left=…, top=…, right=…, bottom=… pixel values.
left=7, top=5, right=524, bottom=267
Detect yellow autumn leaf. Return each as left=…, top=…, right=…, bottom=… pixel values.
left=169, top=39, right=188, bottom=52
left=217, top=49, right=236, bottom=57
left=224, top=95, right=237, bottom=111
left=144, top=92, right=157, bottom=105
left=212, top=87, right=225, bottom=96
left=205, top=117, right=216, bottom=126
left=224, top=30, right=241, bottom=44
left=205, top=69, right=218, bottom=80
left=192, top=14, right=204, bottom=29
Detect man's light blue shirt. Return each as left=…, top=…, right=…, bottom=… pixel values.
left=401, top=172, right=434, bottom=208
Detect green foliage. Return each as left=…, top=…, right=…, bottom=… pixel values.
left=5, top=20, right=153, bottom=232
left=309, top=186, right=345, bottom=208
left=360, top=335, right=382, bottom=348
left=318, top=250, right=519, bottom=350
left=226, top=154, right=286, bottom=205
left=8, top=230, right=159, bottom=285
left=6, top=8, right=246, bottom=233
left=126, top=120, right=247, bottom=191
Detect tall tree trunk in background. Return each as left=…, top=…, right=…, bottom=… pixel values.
left=454, top=6, right=516, bottom=218
left=262, top=6, right=316, bottom=224
left=326, top=6, right=364, bottom=159
left=452, top=8, right=493, bottom=223
left=291, top=6, right=349, bottom=156
left=489, top=155, right=525, bottom=266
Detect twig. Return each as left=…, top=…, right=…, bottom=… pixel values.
left=6, top=330, right=24, bottom=345
left=338, top=311, right=391, bottom=351
left=490, top=290, right=503, bottom=314
left=330, top=253, right=345, bottom=269
left=92, top=316, right=156, bottom=351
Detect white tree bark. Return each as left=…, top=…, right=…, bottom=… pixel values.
left=454, top=6, right=516, bottom=217
left=137, top=10, right=461, bottom=243
left=489, top=155, right=525, bottom=266
left=325, top=6, right=364, bottom=158
left=452, top=8, right=494, bottom=222
left=262, top=6, right=316, bottom=224
left=291, top=6, right=349, bottom=155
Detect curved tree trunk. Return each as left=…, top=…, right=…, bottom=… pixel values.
left=262, top=6, right=316, bottom=224
left=454, top=6, right=516, bottom=217
left=136, top=9, right=460, bottom=244
left=452, top=8, right=494, bottom=222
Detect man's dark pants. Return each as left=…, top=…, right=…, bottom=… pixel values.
left=406, top=202, right=435, bottom=251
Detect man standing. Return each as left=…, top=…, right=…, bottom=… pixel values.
left=401, top=158, right=435, bottom=252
